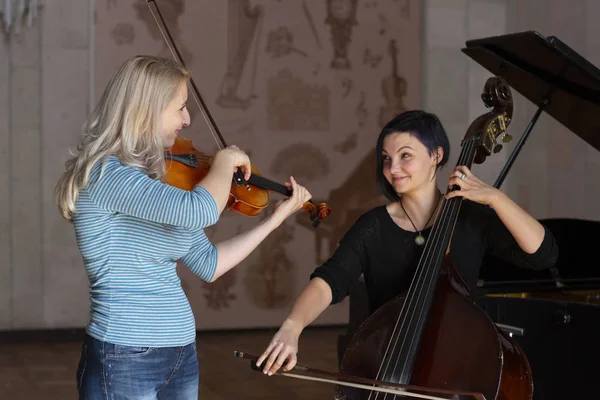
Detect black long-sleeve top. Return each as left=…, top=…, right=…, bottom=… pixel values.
left=311, top=200, right=559, bottom=315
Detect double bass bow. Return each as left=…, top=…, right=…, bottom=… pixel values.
left=236, top=76, right=531, bottom=400
left=146, top=0, right=331, bottom=227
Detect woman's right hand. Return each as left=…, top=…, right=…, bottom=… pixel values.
left=214, top=145, right=251, bottom=181
left=256, top=319, right=303, bottom=375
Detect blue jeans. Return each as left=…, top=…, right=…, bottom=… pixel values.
left=76, top=334, right=199, bottom=400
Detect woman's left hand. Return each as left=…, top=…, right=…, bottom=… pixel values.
left=445, top=166, right=499, bottom=206
left=270, top=176, right=312, bottom=225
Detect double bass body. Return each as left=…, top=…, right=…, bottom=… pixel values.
left=338, top=255, right=533, bottom=400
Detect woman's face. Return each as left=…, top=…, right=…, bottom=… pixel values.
left=160, top=81, right=190, bottom=148
left=382, top=131, right=440, bottom=195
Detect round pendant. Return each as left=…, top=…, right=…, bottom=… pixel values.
left=415, top=235, right=425, bottom=246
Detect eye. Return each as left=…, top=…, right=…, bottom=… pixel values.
left=401, top=152, right=411, bottom=159
left=179, top=104, right=187, bottom=111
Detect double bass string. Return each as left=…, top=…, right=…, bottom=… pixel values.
left=370, top=136, right=479, bottom=400
left=393, top=138, right=478, bottom=396
left=375, top=137, right=477, bottom=399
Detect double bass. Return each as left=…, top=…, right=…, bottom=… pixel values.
left=340, top=76, right=530, bottom=400
left=238, top=76, right=533, bottom=400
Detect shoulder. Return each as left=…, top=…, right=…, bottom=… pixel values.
left=340, top=205, right=388, bottom=243
left=353, top=204, right=389, bottom=227
left=89, top=155, right=142, bottom=182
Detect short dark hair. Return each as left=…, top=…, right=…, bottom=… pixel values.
left=376, top=110, right=450, bottom=202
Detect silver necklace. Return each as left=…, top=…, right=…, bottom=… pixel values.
left=399, top=195, right=441, bottom=246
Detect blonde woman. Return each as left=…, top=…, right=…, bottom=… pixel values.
left=55, top=55, right=311, bottom=400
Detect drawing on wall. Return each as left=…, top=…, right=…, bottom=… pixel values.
left=110, top=23, right=135, bottom=46
left=340, top=77, right=353, bottom=98
left=267, top=69, right=330, bottom=131
left=244, top=212, right=296, bottom=309
left=216, top=0, right=264, bottom=110
left=238, top=121, right=254, bottom=137
left=302, top=0, right=323, bottom=49
left=394, top=0, right=411, bottom=19
left=200, top=223, right=236, bottom=310
left=333, top=132, right=357, bottom=154
left=296, top=150, right=385, bottom=265
left=378, top=39, right=408, bottom=128
left=355, top=91, right=368, bottom=127
left=313, top=63, right=321, bottom=76
left=134, top=0, right=194, bottom=65
left=363, top=48, right=383, bottom=68
left=377, top=12, right=387, bottom=36
left=202, top=271, right=237, bottom=310
left=268, top=143, right=331, bottom=182
left=266, top=26, right=308, bottom=58
left=325, top=0, right=358, bottom=69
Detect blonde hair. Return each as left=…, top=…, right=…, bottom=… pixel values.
left=55, top=55, right=190, bottom=221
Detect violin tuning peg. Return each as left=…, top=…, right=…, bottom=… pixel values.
left=502, top=133, right=513, bottom=143
left=493, top=144, right=503, bottom=154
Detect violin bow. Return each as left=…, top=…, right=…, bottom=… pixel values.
left=234, top=351, right=486, bottom=400
left=145, top=0, right=247, bottom=187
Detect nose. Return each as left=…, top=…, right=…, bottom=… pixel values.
left=182, top=108, right=191, bottom=127
left=389, top=158, right=402, bottom=174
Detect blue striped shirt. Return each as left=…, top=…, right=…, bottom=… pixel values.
left=72, top=156, right=219, bottom=347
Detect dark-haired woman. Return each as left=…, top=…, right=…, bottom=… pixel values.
left=256, top=109, right=558, bottom=375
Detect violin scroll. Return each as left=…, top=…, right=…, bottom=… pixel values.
left=303, top=201, right=332, bottom=228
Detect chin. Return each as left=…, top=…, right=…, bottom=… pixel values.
left=163, top=137, right=176, bottom=148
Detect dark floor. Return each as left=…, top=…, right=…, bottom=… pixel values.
left=0, top=326, right=347, bottom=400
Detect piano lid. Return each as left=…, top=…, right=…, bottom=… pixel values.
left=462, top=30, right=600, bottom=152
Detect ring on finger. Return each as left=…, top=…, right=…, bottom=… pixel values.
left=459, top=173, right=466, bottom=181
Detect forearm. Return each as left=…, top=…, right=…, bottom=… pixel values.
left=283, top=277, right=332, bottom=333
left=197, top=156, right=235, bottom=213
left=211, top=216, right=281, bottom=281
left=489, top=190, right=546, bottom=254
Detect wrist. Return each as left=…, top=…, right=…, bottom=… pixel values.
left=487, top=188, right=506, bottom=208
left=282, top=318, right=304, bottom=336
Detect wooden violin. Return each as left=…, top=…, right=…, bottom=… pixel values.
left=146, top=0, right=331, bottom=227
left=165, top=136, right=331, bottom=227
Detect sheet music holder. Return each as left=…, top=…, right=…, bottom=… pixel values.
left=462, top=30, right=600, bottom=188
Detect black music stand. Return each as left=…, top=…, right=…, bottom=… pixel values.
left=462, top=30, right=600, bottom=189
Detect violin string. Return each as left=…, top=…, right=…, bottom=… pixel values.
left=369, top=137, right=477, bottom=400
left=147, top=2, right=224, bottom=150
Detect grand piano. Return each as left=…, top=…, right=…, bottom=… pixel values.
left=337, top=31, right=600, bottom=400
left=463, top=31, right=600, bottom=400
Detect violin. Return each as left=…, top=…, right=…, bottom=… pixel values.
left=236, top=77, right=529, bottom=400
left=146, top=0, right=331, bottom=227
left=164, top=136, right=331, bottom=227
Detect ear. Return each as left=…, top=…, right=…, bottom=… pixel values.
left=432, top=146, right=443, bottom=166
